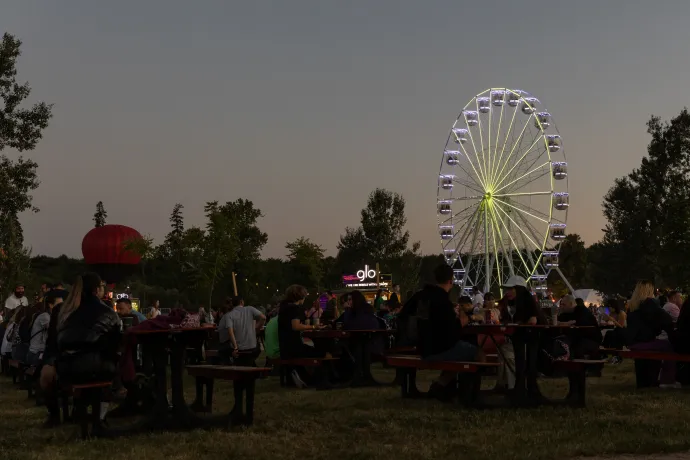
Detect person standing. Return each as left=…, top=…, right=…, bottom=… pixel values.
left=389, top=285, right=401, bottom=306
left=374, top=290, right=385, bottom=313
left=4, top=284, right=29, bottom=314
left=471, top=286, right=484, bottom=311
left=218, top=296, right=265, bottom=366
left=148, top=300, right=161, bottom=319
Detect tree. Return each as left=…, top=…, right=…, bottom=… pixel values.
left=286, top=237, right=326, bottom=289
left=93, top=201, right=107, bottom=227
left=599, top=109, right=690, bottom=292
left=337, top=188, right=411, bottom=270
left=0, top=33, right=53, bottom=296
left=0, top=33, right=53, bottom=152
left=123, top=234, right=155, bottom=305
left=200, top=202, right=238, bottom=307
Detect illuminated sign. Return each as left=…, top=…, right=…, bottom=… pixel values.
left=342, top=266, right=392, bottom=288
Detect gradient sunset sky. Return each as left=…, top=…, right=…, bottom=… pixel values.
left=3, top=1, right=690, bottom=259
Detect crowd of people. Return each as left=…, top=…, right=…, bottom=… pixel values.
left=3, top=268, right=690, bottom=427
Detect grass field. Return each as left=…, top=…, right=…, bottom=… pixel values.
left=1, top=361, right=690, bottom=460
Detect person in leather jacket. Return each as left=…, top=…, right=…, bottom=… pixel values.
left=55, top=272, right=122, bottom=384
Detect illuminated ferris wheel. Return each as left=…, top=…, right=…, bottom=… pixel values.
left=437, top=88, right=568, bottom=294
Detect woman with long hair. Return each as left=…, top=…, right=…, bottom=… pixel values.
left=626, top=280, right=677, bottom=388
left=55, top=272, right=122, bottom=384
left=306, top=300, right=323, bottom=323
left=342, top=290, right=383, bottom=385
left=601, top=298, right=627, bottom=359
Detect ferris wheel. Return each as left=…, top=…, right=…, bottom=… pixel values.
left=437, top=88, right=568, bottom=295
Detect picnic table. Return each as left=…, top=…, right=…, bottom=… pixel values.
left=105, top=325, right=215, bottom=434
left=462, top=324, right=599, bottom=407
left=302, top=328, right=390, bottom=387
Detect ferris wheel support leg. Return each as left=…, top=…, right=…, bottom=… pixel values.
left=552, top=267, right=575, bottom=293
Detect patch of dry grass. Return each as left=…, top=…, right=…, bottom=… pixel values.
left=1, top=362, right=690, bottom=460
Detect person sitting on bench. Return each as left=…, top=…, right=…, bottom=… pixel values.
left=626, top=280, right=677, bottom=389
left=414, top=264, right=482, bottom=401
left=51, top=273, right=122, bottom=425
left=278, top=285, right=327, bottom=387
left=217, top=296, right=265, bottom=366
left=557, top=295, right=602, bottom=359
left=26, top=292, right=63, bottom=369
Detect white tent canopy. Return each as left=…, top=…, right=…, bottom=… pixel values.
left=573, top=289, right=604, bottom=306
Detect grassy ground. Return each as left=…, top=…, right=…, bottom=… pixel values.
left=2, top=361, right=690, bottom=460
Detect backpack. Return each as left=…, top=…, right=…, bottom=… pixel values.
left=14, top=315, right=34, bottom=345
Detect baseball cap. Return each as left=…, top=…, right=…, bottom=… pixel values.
left=502, top=276, right=527, bottom=288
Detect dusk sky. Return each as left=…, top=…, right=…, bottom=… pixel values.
left=3, top=1, right=690, bottom=259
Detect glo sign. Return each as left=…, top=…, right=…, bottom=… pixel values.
left=342, top=265, right=392, bottom=287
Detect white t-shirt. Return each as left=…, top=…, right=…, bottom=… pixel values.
left=472, top=293, right=484, bottom=309
left=4, top=295, right=28, bottom=311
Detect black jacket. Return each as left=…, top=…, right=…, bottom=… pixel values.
left=558, top=305, right=603, bottom=344
left=56, top=295, right=122, bottom=358
left=626, top=298, right=674, bottom=345
left=401, top=285, right=462, bottom=357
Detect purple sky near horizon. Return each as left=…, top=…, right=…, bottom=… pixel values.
left=2, top=1, right=690, bottom=260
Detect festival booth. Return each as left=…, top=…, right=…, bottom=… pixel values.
left=336, top=264, right=393, bottom=304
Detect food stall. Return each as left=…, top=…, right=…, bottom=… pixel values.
left=337, top=264, right=393, bottom=304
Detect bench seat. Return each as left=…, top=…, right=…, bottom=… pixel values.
left=186, top=365, right=270, bottom=427
left=385, top=355, right=499, bottom=406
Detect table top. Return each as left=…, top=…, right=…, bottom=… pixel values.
left=463, top=324, right=595, bottom=334
left=127, top=325, right=216, bottom=335
left=302, top=328, right=389, bottom=338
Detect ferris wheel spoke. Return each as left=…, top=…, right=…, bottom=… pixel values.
left=490, top=114, right=536, bottom=189
left=475, top=99, right=487, bottom=182
left=451, top=176, right=484, bottom=194
left=440, top=200, right=482, bottom=225
left=489, top=201, right=532, bottom=276
left=492, top=100, right=520, bottom=189
left=451, top=195, right=485, bottom=201
left=488, top=202, right=515, bottom=277
left=504, top=170, right=551, bottom=195
left=447, top=203, right=483, bottom=252
left=492, top=200, right=542, bottom=251
left=514, top=208, right=548, bottom=247
left=503, top=199, right=553, bottom=222
left=488, top=203, right=502, bottom=288
left=493, top=190, right=552, bottom=199
left=493, top=161, right=551, bottom=195
left=512, top=210, right=548, bottom=273
left=494, top=134, right=544, bottom=191
left=492, top=197, right=549, bottom=224
left=507, top=144, right=550, bottom=189
left=459, top=120, right=488, bottom=189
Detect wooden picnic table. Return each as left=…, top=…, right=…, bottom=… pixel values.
left=462, top=324, right=596, bottom=407
left=105, top=325, right=215, bottom=434
left=302, top=328, right=390, bottom=387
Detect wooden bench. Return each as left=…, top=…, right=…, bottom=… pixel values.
left=551, top=359, right=608, bottom=407
left=266, top=357, right=339, bottom=387
left=187, top=365, right=270, bottom=427
left=385, top=355, right=500, bottom=407
left=61, top=381, right=113, bottom=439
left=618, top=350, right=690, bottom=388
